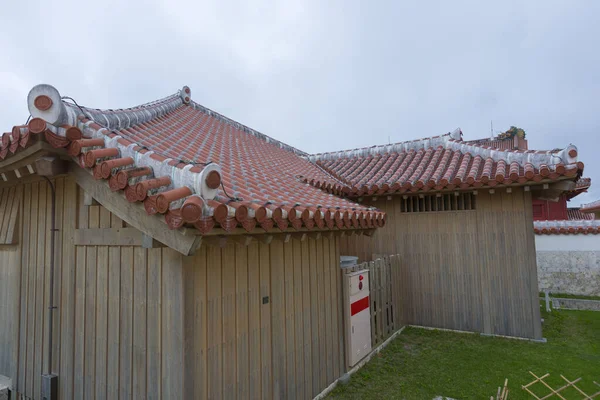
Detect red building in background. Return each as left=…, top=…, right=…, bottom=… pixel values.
left=532, top=177, right=593, bottom=221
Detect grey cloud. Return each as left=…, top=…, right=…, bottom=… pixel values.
left=0, top=0, right=598, bottom=203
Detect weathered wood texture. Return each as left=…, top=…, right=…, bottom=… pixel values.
left=182, top=236, right=344, bottom=400
left=2, top=177, right=185, bottom=400
left=2, top=176, right=346, bottom=400
left=0, top=187, right=22, bottom=385
left=0, top=185, right=22, bottom=244
left=342, top=256, right=401, bottom=355
left=341, top=188, right=543, bottom=339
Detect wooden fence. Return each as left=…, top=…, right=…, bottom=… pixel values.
left=344, top=255, right=403, bottom=348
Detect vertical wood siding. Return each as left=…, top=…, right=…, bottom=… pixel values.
left=2, top=177, right=184, bottom=400
left=0, top=186, right=23, bottom=385
left=182, top=235, right=345, bottom=400
left=1, top=176, right=345, bottom=399
left=340, top=188, right=542, bottom=340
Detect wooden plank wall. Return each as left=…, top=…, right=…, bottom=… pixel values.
left=182, top=235, right=345, bottom=400
left=0, top=186, right=23, bottom=384
left=340, top=188, right=543, bottom=340
left=1, top=175, right=347, bottom=400
left=1, top=176, right=185, bottom=400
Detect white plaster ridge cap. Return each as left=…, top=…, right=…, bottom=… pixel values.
left=27, top=83, right=183, bottom=133
left=445, top=140, right=578, bottom=169
left=307, top=131, right=457, bottom=162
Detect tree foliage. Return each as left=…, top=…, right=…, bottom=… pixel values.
left=498, top=126, right=526, bottom=140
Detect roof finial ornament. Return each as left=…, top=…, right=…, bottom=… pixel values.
left=27, top=84, right=76, bottom=126
left=180, top=86, right=191, bottom=104
left=449, top=128, right=462, bottom=141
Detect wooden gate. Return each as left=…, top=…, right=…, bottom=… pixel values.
left=344, top=255, right=402, bottom=348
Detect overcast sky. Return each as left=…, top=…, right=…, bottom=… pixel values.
left=1, top=0, right=598, bottom=204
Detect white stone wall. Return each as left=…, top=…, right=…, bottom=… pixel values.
left=535, top=234, right=600, bottom=296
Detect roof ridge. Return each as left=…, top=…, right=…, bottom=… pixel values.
left=28, top=84, right=189, bottom=132
left=10, top=83, right=386, bottom=237
left=445, top=138, right=578, bottom=169
left=308, top=127, right=580, bottom=170
left=308, top=129, right=461, bottom=162
left=189, top=100, right=308, bottom=157
left=581, top=199, right=600, bottom=213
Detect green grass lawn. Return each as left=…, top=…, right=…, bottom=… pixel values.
left=328, top=307, right=600, bottom=399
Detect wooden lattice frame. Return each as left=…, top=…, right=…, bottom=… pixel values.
left=522, top=371, right=600, bottom=399
left=492, top=378, right=509, bottom=400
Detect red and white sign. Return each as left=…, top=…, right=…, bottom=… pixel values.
left=345, top=269, right=372, bottom=367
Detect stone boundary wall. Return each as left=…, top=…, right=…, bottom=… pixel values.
left=536, top=251, right=600, bottom=296
left=535, top=234, right=600, bottom=297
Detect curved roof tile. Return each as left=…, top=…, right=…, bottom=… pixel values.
left=581, top=199, right=600, bottom=214
left=306, top=130, right=583, bottom=196
left=534, top=219, right=600, bottom=235
left=1, top=84, right=385, bottom=235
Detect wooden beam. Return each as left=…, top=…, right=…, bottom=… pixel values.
left=0, top=141, right=59, bottom=172
left=35, top=156, right=68, bottom=177
left=83, top=191, right=99, bottom=206
left=232, top=235, right=254, bottom=246
left=142, top=233, right=165, bottom=249
left=535, top=190, right=562, bottom=202
left=203, top=235, right=228, bottom=248
left=550, top=180, right=576, bottom=192
left=257, top=234, right=273, bottom=245
left=189, top=236, right=203, bottom=254
left=72, top=165, right=200, bottom=256
left=308, top=232, right=322, bottom=240
left=74, top=227, right=143, bottom=246
left=292, top=232, right=308, bottom=241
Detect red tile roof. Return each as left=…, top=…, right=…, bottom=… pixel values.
left=1, top=84, right=385, bottom=235
left=575, top=177, right=591, bottom=190
left=534, top=219, right=600, bottom=235
left=563, top=177, right=591, bottom=200
left=307, top=129, right=583, bottom=197
left=567, top=207, right=595, bottom=221
left=581, top=199, right=600, bottom=214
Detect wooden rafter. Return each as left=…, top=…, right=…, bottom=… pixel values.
left=72, top=164, right=200, bottom=256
